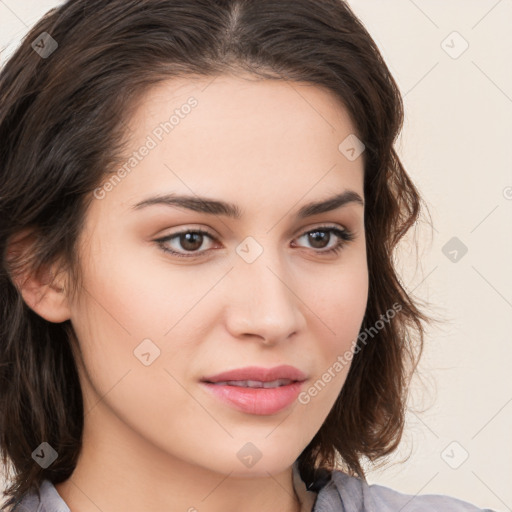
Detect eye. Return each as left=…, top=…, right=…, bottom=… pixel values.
left=154, top=225, right=355, bottom=259
left=155, top=229, right=216, bottom=258
left=293, top=226, right=355, bottom=255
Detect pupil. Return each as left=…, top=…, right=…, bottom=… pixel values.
left=181, top=232, right=203, bottom=251
left=308, top=231, right=329, bottom=249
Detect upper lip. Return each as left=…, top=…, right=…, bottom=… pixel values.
left=201, top=365, right=307, bottom=383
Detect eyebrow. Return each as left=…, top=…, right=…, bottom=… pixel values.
left=131, top=190, right=364, bottom=219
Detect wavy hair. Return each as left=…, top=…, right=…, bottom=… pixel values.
left=0, top=0, right=435, bottom=508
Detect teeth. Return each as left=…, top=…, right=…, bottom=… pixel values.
left=261, top=379, right=293, bottom=388
left=213, top=379, right=293, bottom=388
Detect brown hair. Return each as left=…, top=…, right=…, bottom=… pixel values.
left=0, top=0, right=435, bottom=508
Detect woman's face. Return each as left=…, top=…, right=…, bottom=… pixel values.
left=69, top=74, right=368, bottom=477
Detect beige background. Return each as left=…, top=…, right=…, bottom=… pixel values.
left=1, top=1, right=511, bottom=510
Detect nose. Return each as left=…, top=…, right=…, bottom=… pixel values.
left=224, top=248, right=307, bottom=346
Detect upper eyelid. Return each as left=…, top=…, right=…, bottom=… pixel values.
left=157, top=223, right=348, bottom=241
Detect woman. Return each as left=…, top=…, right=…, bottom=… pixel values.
left=0, top=1, right=497, bottom=511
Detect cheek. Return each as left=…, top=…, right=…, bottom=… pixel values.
left=66, top=235, right=162, bottom=396
left=292, top=264, right=368, bottom=445
left=72, top=236, right=198, bottom=339
left=305, top=255, right=368, bottom=393
left=68, top=234, right=223, bottom=406
left=333, top=266, right=368, bottom=336
left=68, top=251, right=194, bottom=441
left=310, top=254, right=369, bottom=344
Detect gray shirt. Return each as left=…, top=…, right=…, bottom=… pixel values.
left=13, top=461, right=497, bottom=511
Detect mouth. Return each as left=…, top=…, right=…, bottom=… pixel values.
left=199, top=365, right=308, bottom=414
left=202, top=378, right=300, bottom=388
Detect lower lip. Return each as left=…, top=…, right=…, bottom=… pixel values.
left=200, top=381, right=305, bottom=415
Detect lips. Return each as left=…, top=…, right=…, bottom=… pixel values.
left=200, top=365, right=308, bottom=415
left=201, top=365, right=307, bottom=384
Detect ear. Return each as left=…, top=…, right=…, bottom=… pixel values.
left=6, top=230, right=72, bottom=324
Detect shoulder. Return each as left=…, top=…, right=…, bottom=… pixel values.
left=313, top=469, right=497, bottom=512
left=12, top=480, right=70, bottom=512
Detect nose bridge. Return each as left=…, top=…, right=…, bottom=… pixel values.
left=227, top=237, right=304, bottom=340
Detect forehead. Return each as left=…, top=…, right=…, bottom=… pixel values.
left=128, top=74, right=359, bottom=151
left=103, top=74, right=365, bottom=215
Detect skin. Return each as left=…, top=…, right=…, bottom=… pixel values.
left=20, top=74, right=368, bottom=512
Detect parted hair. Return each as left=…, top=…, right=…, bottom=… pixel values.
left=0, top=0, right=434, bottom=509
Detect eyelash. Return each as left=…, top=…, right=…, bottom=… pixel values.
left=154, top=225, right=355, bottom=259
